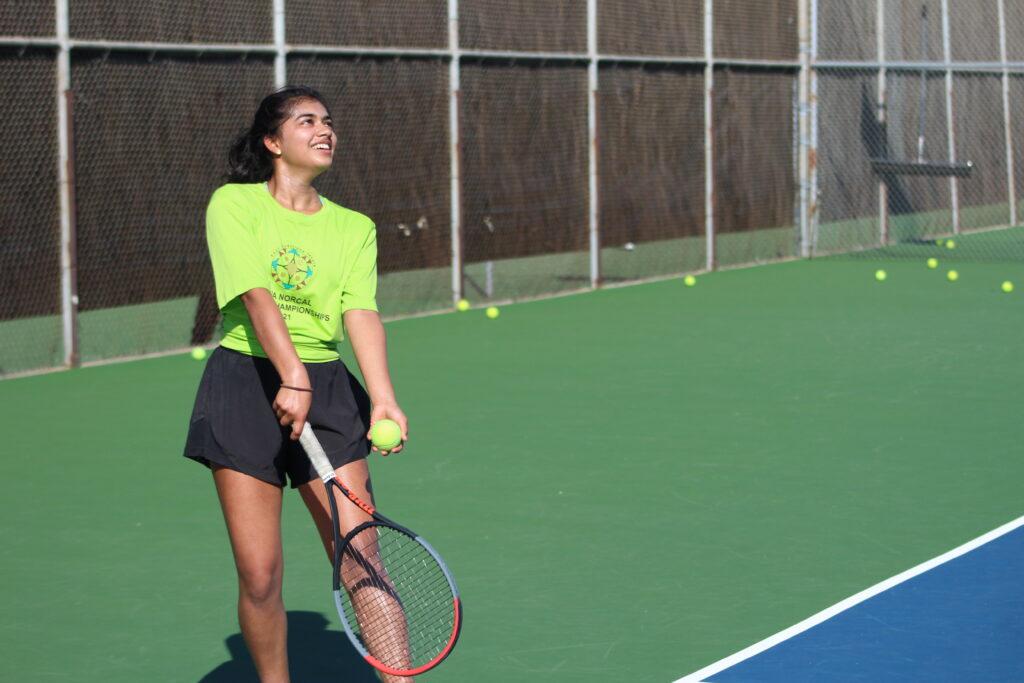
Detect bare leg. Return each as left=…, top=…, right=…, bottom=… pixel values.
left=214, top=467, right=289, bottom=683
left=298, top=458, right=413, bottom=683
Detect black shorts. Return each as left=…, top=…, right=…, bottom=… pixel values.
left=183, top=347, right=371, bottom=488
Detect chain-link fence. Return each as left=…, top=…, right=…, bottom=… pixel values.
left=813, top=0, right=1024, bottom=264
left=2, top=1, right=1022, bottom=378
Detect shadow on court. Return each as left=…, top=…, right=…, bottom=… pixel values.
left=199, top=610, right=378, bottom=683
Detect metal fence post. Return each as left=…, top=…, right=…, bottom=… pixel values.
left=448, top=0, right=463, bottom=304
left=587, top=0, right=600, bottom=288
left=56, top=0, right=78, bottom=367
left=704, top=0, right=715, bottom=270
left=877, top=0, right=888, bottom=245
left=798, top=0, right=811, bottom=258
left=273, top=0, right=286, bottom=88
left=809, top=0, right=819, bottom=254
left=998, top=0, right=1017, bottom=226
left=940, top=0, right=960, bottom=234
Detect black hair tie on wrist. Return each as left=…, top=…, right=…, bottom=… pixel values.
left=281, top=384, right=313, bottom=393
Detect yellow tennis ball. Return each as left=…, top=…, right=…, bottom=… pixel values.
left=370, top=419, right=403, bottom=451
left=947, top=270, right=959, bottom=282
left=1002, top=281, right=1014, bottom=293
left=683, top=275, right=697, bottom=287
left=456, top=299, right=470, bottom=312
left=485, top=306, right=500, bottom=319
left=874, top=269, right=887, bottom=282
left=946, top=239, right=956, bottom=250
left=190, top=347, right=207, bottom=361
left=936, top=239, right=945, bottom=246
left=927, top=258, right=938, bottom=269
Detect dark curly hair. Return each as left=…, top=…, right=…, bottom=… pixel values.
left=225, top=85, right=332, bottom=183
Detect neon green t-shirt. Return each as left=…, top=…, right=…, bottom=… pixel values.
left=206, top=183, right=378, bottom=362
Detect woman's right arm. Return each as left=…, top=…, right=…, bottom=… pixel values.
left=241, top=288, right=312, bottom=440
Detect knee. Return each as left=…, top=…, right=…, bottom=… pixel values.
left=237, top=564, right=282, bottom=605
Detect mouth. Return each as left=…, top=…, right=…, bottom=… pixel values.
left=312, top=141, right=333, bottom=153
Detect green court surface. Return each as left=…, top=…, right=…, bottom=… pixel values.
left=2, top=254, right=1022, bottom=682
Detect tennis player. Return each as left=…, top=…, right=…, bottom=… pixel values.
left=183, top=86, right=410, bottom=683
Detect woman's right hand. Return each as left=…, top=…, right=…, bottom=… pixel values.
left=274, top=385, right=313, bottom=440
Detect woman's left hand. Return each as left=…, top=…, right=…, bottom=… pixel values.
left=369, top=403, right=409, bottom=456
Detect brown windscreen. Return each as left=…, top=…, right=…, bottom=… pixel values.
left=288, top=57, right=451, bottom=274
left=0, top=1, right=55, bottom=37
left=70, top=0, right=272, bottom=43
left=714, top=0, right=798, bottom=61
left=598, top=0, right=703, bottom=57
left=713, top=67, right=797, bottom=264
left=286, top=0, right=447, bottom=48
left=460, top=61, right=589, bottom=263
left=459, top=0, right=586, bottom=53
left=71, top=51, right=273, bottom=313
left=599, top=64, right=706, bottom=280
left=0, top=48, right=61, bottom=320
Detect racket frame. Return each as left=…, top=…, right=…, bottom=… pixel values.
left=299, top=423, right=463, bottom=677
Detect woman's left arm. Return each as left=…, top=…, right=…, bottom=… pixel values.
left=344, top=309, right=408, bottom=455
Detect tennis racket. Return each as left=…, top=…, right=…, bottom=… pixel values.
left=298, top=423, right=462, bottom=678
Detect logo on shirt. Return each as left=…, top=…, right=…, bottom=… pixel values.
left=271, top=245, right=315, bottom=291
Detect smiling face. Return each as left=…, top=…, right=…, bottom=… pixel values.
left=263, top=97, right=336, bottom=178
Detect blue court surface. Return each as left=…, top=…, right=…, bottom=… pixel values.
left=677, top=517, right=1024, bottom=682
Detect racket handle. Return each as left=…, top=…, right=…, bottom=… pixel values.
left=299, top=423, right=337, bottom=482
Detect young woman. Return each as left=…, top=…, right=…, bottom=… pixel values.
left=184, top=86, right=410, bottom=683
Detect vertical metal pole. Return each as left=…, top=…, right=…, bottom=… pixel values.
left=56, top=0, right=78, bottom=367
left=449, top=0, right=463, bottom=304
left=273, top=0, right=287, bottom=88
left=704, top=0, right=715, bottom=270
left=940, top=0, right=960, bottom=234
left=877, top=0, right=889, bottom=245
left=587, top=0, right=600, bottom=287
left=798, top=0, right=811, bottom=258
left=998, top=0, right=1017, bottom=226
left=809, top=0, right=820, bottom=253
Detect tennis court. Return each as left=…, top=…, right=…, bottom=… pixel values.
left=4, top=230, right=1022, bottom=681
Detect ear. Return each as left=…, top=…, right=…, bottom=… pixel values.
left=263, top=135, right=282, bottom=157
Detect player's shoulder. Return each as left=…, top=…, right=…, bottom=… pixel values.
left=321, top=197, right=376, bottom=234
left=209, top=182, right=264, bottom=206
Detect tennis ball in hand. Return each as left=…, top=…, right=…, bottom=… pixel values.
left=947, top=270, right=959, bottom=282
left=684, top=275, right=697, bottom=287
left=456, top=299, right=470, bottom=312
left=370, top=419, right=403, bottom=451
left=485, top=306, right=500, bottom=319
left=190, top=347, right=207, bottom=361
left=1002, top=281, right=1014, bottom=293
left=874, top=269, right=887, bottom=282
left=927, top=258, right=938, bottom=269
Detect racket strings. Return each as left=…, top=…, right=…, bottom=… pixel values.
left=336, top=525, right=456, bottom=669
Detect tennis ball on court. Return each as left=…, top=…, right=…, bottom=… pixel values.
left=927, top=258, right=938, bottom=269
left=874, top=269, right=887, bottom=282
left=190, top=347, right=207, bottom=361
left=485, top=306, right=500, bottom=319
left=1002, top=280, right=1014, bottom=293
left=946, top=239, right=956, bottom=250
left=684, top=275, right=697, bottom=287
left=947, top=270, right=959, bottom=282
left=936, top=239, right=945, bottom=246
left=370, top=419, right=403, bottom=451
left=456, top=299, right=470, bottom=312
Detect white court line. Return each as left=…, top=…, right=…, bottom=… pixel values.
left=674, top=514, right=1024, bottom=683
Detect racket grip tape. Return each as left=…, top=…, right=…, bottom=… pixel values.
left=298, top=423, right=337, bottom=482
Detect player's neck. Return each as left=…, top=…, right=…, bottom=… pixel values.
left=266, top=174, right=322, bottom=214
